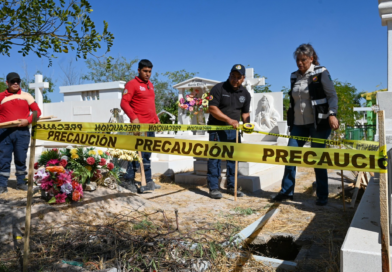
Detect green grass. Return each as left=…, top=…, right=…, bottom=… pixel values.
left=233, top=207, right=256, bottom=216
left=133, top=219, right=155, bottom=230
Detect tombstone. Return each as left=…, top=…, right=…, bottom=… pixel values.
left=173, top=77, right=220, bottom=135
left=242, top=68, right=265, bottom=122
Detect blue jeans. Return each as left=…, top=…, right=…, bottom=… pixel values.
left=0, top=127, right=30, bottom=188
left=279, top=124, right=331, bottom=201
left=124, top=131, right=155, bottom=182
left=207, top=130, right=240, bottom=190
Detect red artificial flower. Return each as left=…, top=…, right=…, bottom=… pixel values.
left=71, top=181, right=79, bottom=189
left=52, top=148, right=58, bottom=152
left=34, top=162, right=39, bottom=170
left=99, top=158, right=106, bottom=166
left=105, top=151, right=110, bottom=156
left=72, top=190, right=81, bottom=201
left=59, top=159, right=67, bottom=168
left=107, top=162, right=114, bottom=170
left=86, top=157, right=95, bottom=165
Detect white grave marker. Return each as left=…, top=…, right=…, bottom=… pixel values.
left=29, top=74, right=49, bottom=115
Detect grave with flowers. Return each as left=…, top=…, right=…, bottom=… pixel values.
left=33, top=146, right=122, bottom=204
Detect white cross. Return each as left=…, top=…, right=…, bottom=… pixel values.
left=29, top=74, right=49, bottom=116
left=242, top=68, right=265, bottom=122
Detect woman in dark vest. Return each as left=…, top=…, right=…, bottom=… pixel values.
left=273, top=43, right=339, bottom=206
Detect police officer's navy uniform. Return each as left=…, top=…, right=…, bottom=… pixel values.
left=207, top=80, right=251, bottom=192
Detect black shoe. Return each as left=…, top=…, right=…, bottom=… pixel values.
left=0, top=187, right=7, bottom=194
left=209, top=189, right=223, bottom=199
left=147, top=181, right=161, bottom=190
left=315, top=199, right=328, bottom=206
left=272, top=194, right=293, bottom=202
left=227, top=187, right=244, bottom=197
left=122, top=179, right=137, bottom=193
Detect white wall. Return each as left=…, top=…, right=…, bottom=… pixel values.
left=100, top=90, right=122, bottom=100
left=64, top=92, right=82, bottom=102
left=43, top=99, right=122, bottom=123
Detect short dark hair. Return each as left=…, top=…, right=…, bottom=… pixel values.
left=294, top=43, right=320, bottom=65
left=138, top=59, right=153, bottom=69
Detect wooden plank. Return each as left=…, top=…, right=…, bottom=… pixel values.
left=378, top=110, right=391, bottom=272
left=234, top=130, right=238, bottom=201
left=349, top=172, right=363, bottom=208
left=341, top=170, right=346, bottom=211
left=0, top=120, right=21, bottom=128
left=23, top=111, right=38, bottom=272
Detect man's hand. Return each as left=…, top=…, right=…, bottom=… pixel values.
left=328, top=115, right=339, bottom=131
left=227, top=119, right=239, bottom=129
left=18, top=119, right=29, bottom=127
left=132, top=118, right=140, bottom=136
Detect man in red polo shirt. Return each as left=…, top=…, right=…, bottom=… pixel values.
left=120, top=59, right=161, bottom=192
left=0, top=72, right=41, bottom=194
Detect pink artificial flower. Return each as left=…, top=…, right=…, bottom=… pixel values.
left=86, top=157, right=95, bottom=165
left=107, top=163, right=114, bottom=170
left=74, top=184, right=84, bottom=197
left=34, top=162, right=39, bottom=170
left=179, top=98, right=185, bottom=104
left=189, top=106, right=194, bottom=112
left=99, top=158, right=106, bottom=166
left=105, top=151, right=110, bottom=156
left=46, top=159, right=60, bottom=166
left=55, top=193, right=67, bottom=204
left=58, top=172, right=72, bottom=185
left=40, top=179, right=53, bottom=191
left=59, top=159, right=67, bottom=168
left=189, top=100, right=195, bottom=106
left=52, top=148, right=58, bottom=152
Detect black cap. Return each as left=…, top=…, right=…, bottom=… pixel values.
left=6, top=72, right=20, bottom=82
left=230, top=64, right=245, bottom=76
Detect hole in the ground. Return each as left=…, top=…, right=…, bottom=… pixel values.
left=245, top=236, right=301, bottom=261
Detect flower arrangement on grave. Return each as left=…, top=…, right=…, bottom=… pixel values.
left=34, top=147, right=120, bottom=192
left=107, top=149, right=140, bottom=162
left=34, top=164, right=83, bottom=204
left=178, top=89, right=213, bottom=116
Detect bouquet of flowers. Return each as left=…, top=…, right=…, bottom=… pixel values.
left=34, top=165, right=83, bottom=204
left=177, top=88, right=212, bottom=116
left=107, top=149, right=140, bottom=162
left=35, top=147, right=119, bottom=187
left=201, top=92, right=213, bottom=111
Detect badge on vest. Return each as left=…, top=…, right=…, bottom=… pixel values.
left=239, top=96, right=246, bottom=103
left=312, top=76, right=318, bottom=82
left=123, top=89, right=128, bottom=95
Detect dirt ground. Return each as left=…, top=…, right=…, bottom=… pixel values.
left=0, top=168, right=357, bottom=271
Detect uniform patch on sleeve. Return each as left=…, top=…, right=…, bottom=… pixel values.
left=123, top=89, right=128, bottom=95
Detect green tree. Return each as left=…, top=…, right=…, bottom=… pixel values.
left=82, top=57, right=138, bottom=82
left=0, top=0, right=114, bottom=66
left=334, top=80, right=361, bottom=129
left=281, top=86, right=290, bottom=120
left=81, top=57, right=198, bottom=124
left=158, top=70, right=199, bottom=124
left=21, top=71, right=55, bottom=102
left=253, top=74, right=272, bottom=93
left=0, top=78, right=7, bottom=92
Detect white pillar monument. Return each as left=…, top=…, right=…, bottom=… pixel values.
left=378, top=0, right=392, bottom=151
left=242, top=68, right=265, bottom=123
left=28, top=74, right=49, bottom=116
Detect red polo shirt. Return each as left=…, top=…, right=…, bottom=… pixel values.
left=0, top=89, right=42, bottom=123
left=120, top=77, right=159, bottom=123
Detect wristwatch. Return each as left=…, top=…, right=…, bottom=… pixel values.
left=329, top=113, right=336, bottom=117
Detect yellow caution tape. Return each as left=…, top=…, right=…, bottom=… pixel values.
left=36, top=122, right=380, bottom=151
left=34, top=130, right=387, bottom=173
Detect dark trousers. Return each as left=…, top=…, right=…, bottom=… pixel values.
left=0, top=127, right=30, bottom=187
left=279, top=124, right=331, bottom=201
left=124, top=131, right=155, bottom=182
left=207, top=130, right=240, bottom=190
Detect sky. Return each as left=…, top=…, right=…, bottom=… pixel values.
left=0, top=0, right=387, bottom=103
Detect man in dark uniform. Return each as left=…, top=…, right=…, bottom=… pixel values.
left=207, top=64, right=251, bottom=199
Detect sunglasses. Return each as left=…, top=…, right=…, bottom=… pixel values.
left=10, top=79, right=21, bottom=85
